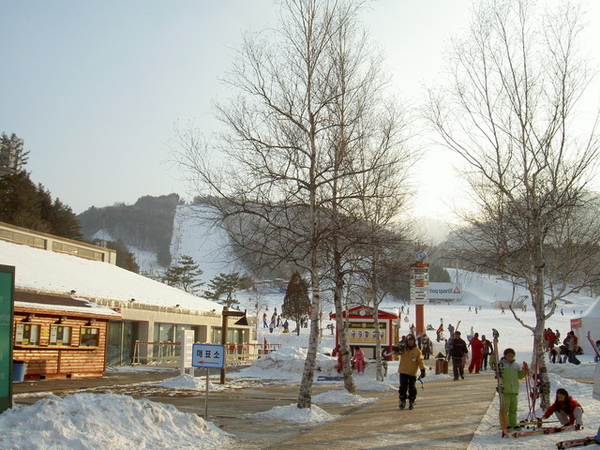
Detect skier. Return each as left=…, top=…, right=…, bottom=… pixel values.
left=448, top=330, right=468, bottom=380
left=352, top=346, right=366, bottom=373
left=332, top=345, right=343, bottom=373
left=468, top=332, right=484, bottom=373
left=499, top=348, right=526, bottom=430
left=563, top=331, right=581, bottom=365
left=420, top=332, right=433, bottom=360
left=538, top=388, right=583, bottom=430
left=436, top=324, right=444, bottom=342
left=481, top=335, right=493, bottom=371
left=394, top=334, right=426, bottom=410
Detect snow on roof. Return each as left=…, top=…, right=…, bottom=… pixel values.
left=0, top=239, right=224, bottom=313
left=578, top=297, right=600, bottom=318
left=13, top=291, right=121, bottom=318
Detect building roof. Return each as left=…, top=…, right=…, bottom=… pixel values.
left=14, top=291, right=121, bottom=319
left=0, top=239, right=224, bottom=312
left=329, top=305, right=399, bottom=319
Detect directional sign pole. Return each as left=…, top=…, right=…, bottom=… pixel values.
left=220, top=307, right=245, bottom=384
left=192, top=343, right=225, bottom=418
left=204, top=368, right=209, bottom=418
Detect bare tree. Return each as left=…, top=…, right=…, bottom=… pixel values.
left=174, top=0, right=413, bottom=408
left=426, top=0, right=600, bottom=408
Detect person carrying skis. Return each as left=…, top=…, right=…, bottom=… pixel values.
left=499, top=348, right=526, bottom=430
left=448, top=331, right=468, bottom=380
left=538, top=388, right=584, bottom=430
left=394, top=333, right=426, bottom=410
left=468, top=332, right=484, bottom=374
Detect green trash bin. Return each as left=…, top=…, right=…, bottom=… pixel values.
left=12, top=360, right=26, bottom=382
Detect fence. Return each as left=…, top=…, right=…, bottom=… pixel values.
left=131, top=340, right=281, bottom=366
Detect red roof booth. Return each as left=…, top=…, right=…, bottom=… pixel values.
left=330, top=305, right=400, bottom=359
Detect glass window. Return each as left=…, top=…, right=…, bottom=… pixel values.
left=15, top=323, right=40, bottom=345
left=80, top=327, right=100, bottom=347
left=49, top=326, right=72, bottom=346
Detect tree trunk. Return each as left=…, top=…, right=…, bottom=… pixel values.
left=297, top=268, right=321, bottom=408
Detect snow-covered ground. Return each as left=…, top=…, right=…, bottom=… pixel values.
left=2, top=271, right=599, bottom=449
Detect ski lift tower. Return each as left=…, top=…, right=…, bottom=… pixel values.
left=411, top=251, right=429, bottom=335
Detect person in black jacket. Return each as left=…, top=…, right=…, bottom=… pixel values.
left=448, top=331, right=468, bottom=380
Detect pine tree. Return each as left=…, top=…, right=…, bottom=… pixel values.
left=0, top=132, right=28, bottom=175
left=282, top=271, right=310, bottom=336
left=177, top=255, right=204, bottom=293
left=163, top=255, right=204, bottom=294
left=0, top=133, right=82, bottom=240
left=204, top=272, right=251, bottom=307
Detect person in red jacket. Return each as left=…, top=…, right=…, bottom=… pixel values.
left=468, top=333, right=484, bottom=374
left=352, top=346, right=366, bottom=373
left=539, top=388, right=584, bottom=429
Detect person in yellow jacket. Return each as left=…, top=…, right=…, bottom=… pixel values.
left=394, top=333, right=426, bottom=410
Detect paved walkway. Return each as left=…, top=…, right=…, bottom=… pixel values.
left=12, top=367, right=498, bottom=449
left=274, top=371, right=496, bottom=449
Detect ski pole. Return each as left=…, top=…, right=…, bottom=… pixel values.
left=417, top=376, right=424, bottom=390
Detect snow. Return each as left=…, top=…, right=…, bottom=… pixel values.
left=2, top=267, right=599, bottom=448
left=0, top=239, right=224, bottom=313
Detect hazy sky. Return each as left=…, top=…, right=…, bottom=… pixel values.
left=1, top=1, right=599, bottom=219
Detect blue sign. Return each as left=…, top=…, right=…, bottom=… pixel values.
left=192, top=344, right=225, bottom=369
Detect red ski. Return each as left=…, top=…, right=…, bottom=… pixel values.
left=556, top=435, right=598, bottom=449
left=511, top=424, right=579, bottom=438
left=587, top=331, right=600, bottom=360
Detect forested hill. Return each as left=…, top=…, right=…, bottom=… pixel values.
left=77, top=194, right=181, bottom=267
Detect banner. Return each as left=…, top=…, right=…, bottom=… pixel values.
left=347, top=322, right=387, bottom=345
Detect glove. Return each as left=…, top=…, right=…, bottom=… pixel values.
left=420, top=369, right=426, bottom=379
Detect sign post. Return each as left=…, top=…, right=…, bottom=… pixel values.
left=192, top=343, right=225, bottom=417
left=0, top=265, right=15, bottom=414
left=219, top=307, right=246, bottom=384
left=411, top=253, right=429, bottom=335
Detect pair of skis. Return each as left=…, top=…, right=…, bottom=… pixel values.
left=511, top=424, right=579, bottom=438
left=556, top=435, right=598, bottom=449
left=492, top=337, right=508, bottom=437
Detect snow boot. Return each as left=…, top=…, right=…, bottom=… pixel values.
left=399, top=401, right=406, bottom=410
left=409, top=401, right=415, bottom=410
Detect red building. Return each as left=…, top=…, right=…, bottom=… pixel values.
left=330, top=305, right=399, bottom=359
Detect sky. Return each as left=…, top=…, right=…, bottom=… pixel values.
left=1, top=1, right=600, bottom=219
left=3, top=283, right=599, bottom=448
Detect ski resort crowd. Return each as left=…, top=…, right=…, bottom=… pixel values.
left=381, top=320, right=588, bottom=436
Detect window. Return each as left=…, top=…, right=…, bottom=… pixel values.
left=80, top=327, right=100, bottom=347
left=15, top=323, right=40, bottom=345
left=49, top=326, right=72, bottom=346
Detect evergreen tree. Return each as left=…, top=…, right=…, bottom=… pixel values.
left=0, top=133, right=82, bottom=240
left=204, top=272, right=251, bottom=307
left=164, top=255, right=204, bottom=293
left=282, top=271, right=310, bottom=336
left=0, top=132, right=28, bottom=175
left=429, top=264, right=451, bottom=283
